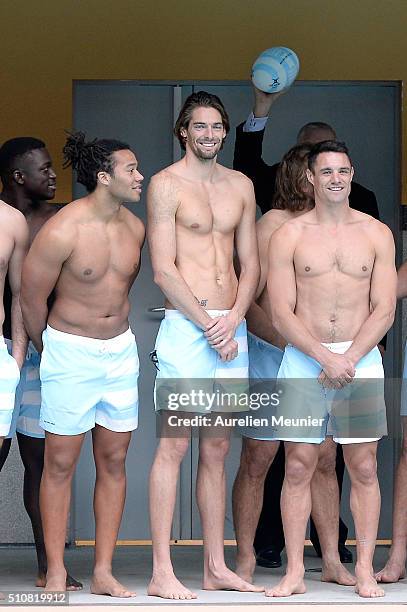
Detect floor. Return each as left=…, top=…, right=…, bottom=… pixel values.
left=0, top=544, right=406, bottom=606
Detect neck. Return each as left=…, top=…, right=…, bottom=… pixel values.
left=183, top=149, right=219, bottom=181
left=86, top=190, right=122, bottom=221
left=314, top=198, right=351, bottom=224
left=1, top=187, right=40, bottom=215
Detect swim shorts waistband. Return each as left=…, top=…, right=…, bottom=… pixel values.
left=164, top=309, right=231, bottom=320
left=45, top=325, right=133, bottom=349
left=321, top=340, right=353, bottom=353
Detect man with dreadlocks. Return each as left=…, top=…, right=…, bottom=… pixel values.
left=21, top=132, right=145, bottom=596
left=0, top=137, right=81, bottom=591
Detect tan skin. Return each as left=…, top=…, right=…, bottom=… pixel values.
left=375, top=263, right=407, bottom=583
left=0, top=202, right=29, bottom=447
left=21, top=149, right=145, bottom=597
left=266, top=152, right=396, bottom=599
left=147, top=105, right=261, bottom=600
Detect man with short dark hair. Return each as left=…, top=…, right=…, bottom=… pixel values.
left=0, top=137, right=81, bottom=590
left=21, top=132, right=145, bottom=596
left=266, top=140, right=396, bottom=598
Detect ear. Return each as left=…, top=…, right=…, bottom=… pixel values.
left=12, top=169, right=24, bottom=186
left=306, top=168, right=314, bottom=186
left=97, top=170, right=110, bottom=186
left=180, top=127, right=187, bottom=140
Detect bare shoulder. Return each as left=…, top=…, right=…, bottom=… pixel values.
left=258, top=209, right=295, bottom=239
left=120, top=207, right=145, bottom=243
left=0, top=200, right=28, bottom=239
left=33, top=199, right=79, bottom=248
left=220, top=166, right=253, bottom=191
left=354, top=211, right=394, bottom=242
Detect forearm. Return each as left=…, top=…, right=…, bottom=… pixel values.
left=230, top=262, right=260, bottom=324
left=10, top=295, right=28, bottom=369
left=21, top=297, right=48, bottom=353
left=154, top=266, right=213, bottom=329
left=345, top=305, right=395, bottom=365
left=272, top=308, right=331, bottom=364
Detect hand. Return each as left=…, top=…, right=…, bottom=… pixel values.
left=215, top=338, right=239, bottom=362
left=318, top=352, right=355, bottom=389
left=252, top=84, right=285, bottom=118
left=204, top=313, right=239, bottom=348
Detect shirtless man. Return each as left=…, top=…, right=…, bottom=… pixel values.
left=232, top=143, right=355, bottom=588
left=376, top=261, right=407, bottom=583
left=0, top=137, right=81, bottom=590
left=0, top=201, right=28, bottom=444
left=21, top=132, right=145, bottom=596
left=266, top=140, right=396, bottom=598
left=147, top=91, right=261, bottom=599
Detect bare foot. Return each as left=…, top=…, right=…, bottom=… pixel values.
left=265, top=572, right=306, bottom=597
left=235, top=551, right=256, bottom=584
left=321, top=560, right=356, bottom=586
left=36, top=571, right=83, bottom=591
left=148, top=572, right=197, bottom=600
left=203, top=566, right=264, bottom=592
left=355, top=571, right=385, bottom=598
left=90, top=572, right=135, bottom=598
left=44, top=571, right=67, bottom=592
left=376, top=558, right=406, bottom=583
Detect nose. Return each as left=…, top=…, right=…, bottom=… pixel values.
left=136, top=170, right=144, bottom=181
left=49, top=167, right=57, bottom=179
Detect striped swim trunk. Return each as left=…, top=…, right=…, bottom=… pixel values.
left=275, top=341, right=387, bottom=444
left=6, top=341, right=44, bottom=439
left=153, top=309, right=248, bottom=413
left=240, top=332, right=284, bottom=440
left=0, top=336, right=20, bottom=437
left=40, top=325, right=139, bottom=435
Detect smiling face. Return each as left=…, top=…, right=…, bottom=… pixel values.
left=181, top=106, right=226, bottom=161
left=18, top=148, right=57, bottom=200
left=306, top=152, right=354, bottom=205
left=102, top=149, right=144, bottom=202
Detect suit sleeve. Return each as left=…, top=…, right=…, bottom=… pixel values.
left=233, top=122, right=278, bottom=214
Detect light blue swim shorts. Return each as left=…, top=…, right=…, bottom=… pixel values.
left=40, top=325, right=139, bottom=436
left=274, top=341, right=386, bottom=444
left=153, top=310, right=248, bottom=413
left=0, top=336, right=20, bottom=437
left=6, top=341, right=44, bottom=439
left=240, top=332, right=284, bottom=440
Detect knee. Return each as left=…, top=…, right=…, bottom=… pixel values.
left=96, top=446, right=128, bottom=477
left=199, top=438, right=230, bottom=465
left=44, top=454, right=76, bottom=481
left=241, top=440, right=276, bottom=480
left=315, top=453, right=336, bottom=476
left=285, top=455, right=315, bottom=486
left=157, top=438, right=190, bottom=464
left=348, top=455, right=377, bottom=485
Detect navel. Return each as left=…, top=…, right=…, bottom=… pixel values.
left=191, top=223, right=200, bottom=229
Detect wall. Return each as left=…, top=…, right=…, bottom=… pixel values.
left=0, top=0, right=405, bottom=202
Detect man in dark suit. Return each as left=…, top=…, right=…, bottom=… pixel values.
left=233, top=86, right=383, bottom=570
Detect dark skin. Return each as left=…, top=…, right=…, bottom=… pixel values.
left=0, top=146, right=82, bottom=590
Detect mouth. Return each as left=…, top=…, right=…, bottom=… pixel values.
left=198, top=141, right=218, bottom=149
left=328, top=186, right=344, bottom=191
left=133, top=185, right=142, bottom=192
left=48, top=184, right=56, bottom=191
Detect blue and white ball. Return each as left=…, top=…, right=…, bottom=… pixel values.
left=252, top=47, right=300, bottom=93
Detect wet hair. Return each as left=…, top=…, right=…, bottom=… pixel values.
left=63, top=131, right=131, bottom=192
left=307, top=140, right=352, bottom=173
left=273, top=143, right=314, bottom=212
left=0, top=137, right=46, bottom=184
left=174, top=90, right=230, bottom=150
left=296, top=121, right=336, bottom=144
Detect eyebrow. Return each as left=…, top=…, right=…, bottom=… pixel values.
left=320, top=166, right=351, bottom=171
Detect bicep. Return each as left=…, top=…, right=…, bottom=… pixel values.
left=267, top=231, right=297, bottom=313
left=147, top=178, right=178, bottom=271
left=370, top=229, right=397, bottom=308
left=234, top=181, right=258, bottom=266
left=8, top=222, right=29, bottom=295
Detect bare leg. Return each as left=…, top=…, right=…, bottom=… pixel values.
left=343, top=442, right=384, bottom=598
left=90, top=425, right=135, bottom=598
left=266, top=442, right=319, bottom=597
left=232, top=437, right=279, bottom=582
left=17, top=434, right=82, bottom=590
left=148, top=423, right=196, bottom=600
left=40, top=432, right=85, bottom=591
left=376, top=418, right=407, bottom=583
left=199, top=430, right=264, bottom=592
left=311, top=437, right=355, bottom=586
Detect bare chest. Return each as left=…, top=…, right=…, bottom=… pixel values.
left=176, top=184, right=243, bottom=235
left=66, top=225, right=140, bottom=283
left=294, top=229, right=375, bottom=280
